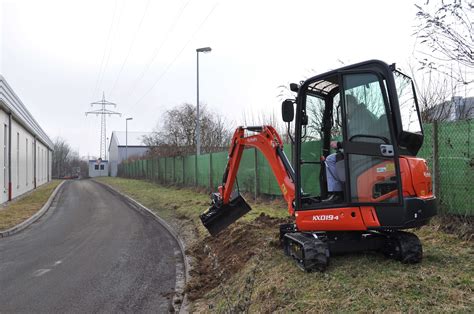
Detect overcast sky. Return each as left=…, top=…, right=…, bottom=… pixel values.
left=1, top=0, right=424, bottom=158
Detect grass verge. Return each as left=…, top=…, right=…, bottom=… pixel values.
left=0, top=180, right=63, bottom=231
left=96, top=177, right=474, bottom=312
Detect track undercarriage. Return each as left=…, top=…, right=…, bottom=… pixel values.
left=280, top=224, right=423, bottom=272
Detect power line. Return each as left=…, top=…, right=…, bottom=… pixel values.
left=109, top=0, right=151, bottom=98
left=98, top=0, right=126, bottom=96
left=124, top=0, right=192, bottom=101
left=133, top=3, right=218, bottom=107
left=90, top=0, right=119, bottom=101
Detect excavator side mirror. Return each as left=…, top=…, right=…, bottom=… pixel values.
left=290, top=83, right=299, bottom=92
left=282, top=99, right=294, bottom=122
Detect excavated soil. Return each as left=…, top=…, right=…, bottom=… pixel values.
left=185, top=213, right=291, bottom=301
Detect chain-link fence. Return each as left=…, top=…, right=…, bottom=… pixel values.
left=118, top=120, right=473, bottom=216
left=418, top=120, right=473, bottom=216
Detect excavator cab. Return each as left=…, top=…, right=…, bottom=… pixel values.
left=201, top=60, right=437, bottom=271
left=291, top=60, right=435, bottom=229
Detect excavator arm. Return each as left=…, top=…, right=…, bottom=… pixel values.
left=200, top=125, right=296, bottom=236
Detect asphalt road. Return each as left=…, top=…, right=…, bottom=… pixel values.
left=0, top=180, right=182, bottom=313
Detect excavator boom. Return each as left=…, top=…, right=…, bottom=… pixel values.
left=200, top=125, right=295, bottom=236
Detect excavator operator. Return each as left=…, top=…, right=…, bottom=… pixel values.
left=323, top=94, right=377, bottom=203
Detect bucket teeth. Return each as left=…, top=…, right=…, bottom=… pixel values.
left=200, top=193, right=252, bottom=236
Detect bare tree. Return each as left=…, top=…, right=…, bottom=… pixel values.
left=68, top=151, right=89, bottom=178
left=241, top=109, right=289, bottom=138
left=414, top=0, right=473, bottom=85
left=408, top=62, right=454, bottom=121
left=52, top=138, right=71, bottom=178
left=52, top=138, right=88, bottom=178
left=143, top=103, right=232, bottom=157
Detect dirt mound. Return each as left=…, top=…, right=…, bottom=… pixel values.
left=254, top=212, right=289, bottom=226
left=185, top=213, right=290, bottom=301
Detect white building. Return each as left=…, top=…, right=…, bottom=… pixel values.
left=425, top=96, right=474, bottom=121
left=88, top=158, right=109, bottom=177
left=108, top=131, right=151, bottom=177
left=0, top=75, right=53, bottom=204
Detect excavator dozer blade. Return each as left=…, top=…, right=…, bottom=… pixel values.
left=200, top=194, right=252, bottom=236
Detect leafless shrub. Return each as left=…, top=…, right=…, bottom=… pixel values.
left=143, top=103, right=232, bottom=157
left=414, top=0, right=473, bottom=85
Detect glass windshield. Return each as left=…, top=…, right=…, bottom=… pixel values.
left=343, top=73, right=391, bottom=143
left=394, top=71, right=422, bottom=134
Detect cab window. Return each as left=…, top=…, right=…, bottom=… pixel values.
left=343, top=73, right=391, bottom=143
left=394, top=71, right=422, bottom=134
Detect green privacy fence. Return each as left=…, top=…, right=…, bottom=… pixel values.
left=118, top=144, right=297, bottom=196
left=118, top=120, right=473, bottom=216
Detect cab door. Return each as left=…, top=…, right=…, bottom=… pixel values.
left=340, top=72, right=403, bottom=205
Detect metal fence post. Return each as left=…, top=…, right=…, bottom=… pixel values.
left=155, top=157, right=160, bottom=183
left=156, top=158, right=160, bottom=183
left=254, top=148, right=259, bottom=200
left=433, top=121, right=440, bottom=207
left=160, top=157, right=163, bottom=183
left=151, top=158, right=154, bottom=181
left=173, top=156, right=176, bottom=184
left=164, top=157, right=168, bottom=184
left=195, top=154, right=198, bottom=186
left=209, top=152, right=213, bottom=189
left=182, top=156, right=185, bottom=185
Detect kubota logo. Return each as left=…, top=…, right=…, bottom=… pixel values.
left=313, top=215, right=339, bottom=221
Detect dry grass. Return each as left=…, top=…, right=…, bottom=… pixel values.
left=96, top=177, right=474, bottom=313
left=0, top=180, right=63, bottom=231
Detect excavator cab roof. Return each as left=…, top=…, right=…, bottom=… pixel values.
left=297, top=59, right=424, bottom=156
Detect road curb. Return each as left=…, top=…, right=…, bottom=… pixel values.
left=93, top=180, right=190, bottom=314
left=0, top=181, right=66, bottom=238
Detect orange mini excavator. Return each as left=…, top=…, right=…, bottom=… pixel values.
left=200, top=60, right=437, bottom=271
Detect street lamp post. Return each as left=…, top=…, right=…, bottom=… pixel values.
left=125, top=117, right=133, bottom=161
left=106, top=137, right=109, bottom=160
left=196, top=46, right=211, bottom=156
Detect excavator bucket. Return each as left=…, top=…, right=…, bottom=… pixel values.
left=200, top=193, right=252, bottom=236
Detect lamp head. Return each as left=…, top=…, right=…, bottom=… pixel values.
left=196, top=47, right=212, bottom=53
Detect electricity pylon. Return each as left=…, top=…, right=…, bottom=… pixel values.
left=86, top=92, right=121, bottom=159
